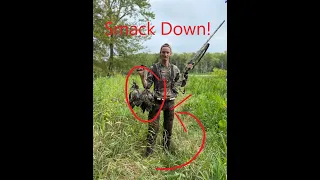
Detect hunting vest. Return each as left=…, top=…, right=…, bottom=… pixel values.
left=151, top=63, right=178, bottom=100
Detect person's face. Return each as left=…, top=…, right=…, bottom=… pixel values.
left=160, top=46, right=171, bottom=61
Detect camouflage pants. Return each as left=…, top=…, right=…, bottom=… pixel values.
left=146, top=99, right=175, bottom=155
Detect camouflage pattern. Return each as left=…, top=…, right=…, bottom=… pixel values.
left=146, top=99, right=175, bottom=156
left=144, top=62, right=187, bottom=156
left=129, top=63, right=186, bottom=114
left=129, top=62, right=188, bottom=156
left=145, top=62, right=185, bottom=99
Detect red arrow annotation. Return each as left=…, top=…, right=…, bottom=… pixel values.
left=125, top=66, right=206, bottom=171
left=156, top=111, right=206, bottom=171
left=170, top=94, right=192, bottom=110
left=174, top=112, right=187, bottom=132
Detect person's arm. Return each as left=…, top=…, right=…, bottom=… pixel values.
left=137, top=66, right=154, bottom=89
left=137, top=70, right=147, bottom=88
left=172, top=68, right=184, bottom=93
left=175, top=64, right=193, bottom=88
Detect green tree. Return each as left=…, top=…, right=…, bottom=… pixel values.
left=93, top=0, right=155, bottom=74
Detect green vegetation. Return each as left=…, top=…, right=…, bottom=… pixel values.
left=93, top=1, right=227, bottom=179
left=93, top=69, right=227, bottom=179
left=93, top=0, right=226, bottom=77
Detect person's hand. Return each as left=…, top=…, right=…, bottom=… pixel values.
left=187, top=63, right=193, bottom=69
left=137, top=69, right=144, bottom=76
left=137, top=65, right=146, bottom=77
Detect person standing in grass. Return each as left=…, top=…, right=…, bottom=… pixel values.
left=137, top=43, right=192, bottom=157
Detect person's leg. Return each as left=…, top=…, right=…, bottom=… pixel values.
left=145, top=102, right=161, bottom=156
left=163, top=100, right=175, bottom=150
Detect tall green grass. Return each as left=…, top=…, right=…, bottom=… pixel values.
left=93, top=69, right=227, bottom=179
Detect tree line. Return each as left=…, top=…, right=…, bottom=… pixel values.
left=93, top=51, right=227, bottom=77
left=93, top=0, right=226, bottom=78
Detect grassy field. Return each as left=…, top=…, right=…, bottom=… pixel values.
left=93, top=68, right=227, bottom=180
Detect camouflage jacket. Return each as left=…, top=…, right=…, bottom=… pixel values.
left=144, top=62, right=186, bottom=100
